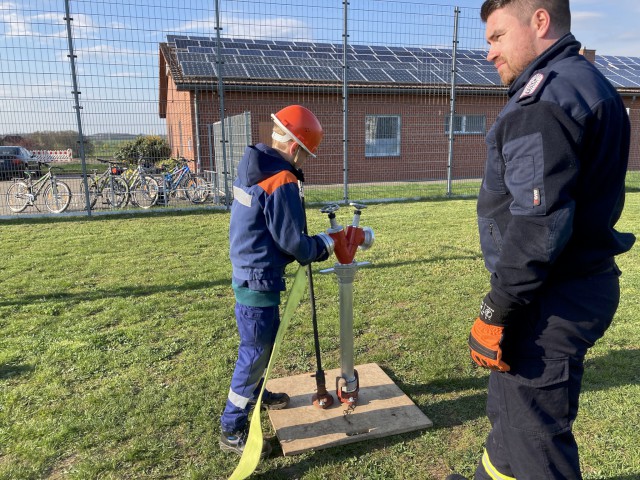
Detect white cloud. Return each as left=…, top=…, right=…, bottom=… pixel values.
left=174, top=14, right=313, bottom=42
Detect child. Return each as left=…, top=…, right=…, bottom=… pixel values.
left=220, top=105, right=334, bottom=457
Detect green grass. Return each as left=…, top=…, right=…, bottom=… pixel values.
left=1, top=195, right=638, bottom=479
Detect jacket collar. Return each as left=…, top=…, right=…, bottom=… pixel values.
left=508, top=33, right=581, bottom=98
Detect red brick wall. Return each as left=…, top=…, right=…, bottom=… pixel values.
left=164, top=74, right=195, bottom=161
left=168, top=82, right=640, bottom=184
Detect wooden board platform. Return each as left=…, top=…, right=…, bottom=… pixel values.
left=266, top=363, right=433, bottom=456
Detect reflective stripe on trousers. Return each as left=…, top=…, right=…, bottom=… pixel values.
left=482, top=449, right=516, bottom=480
left=220, top=303, right=280, bottom=433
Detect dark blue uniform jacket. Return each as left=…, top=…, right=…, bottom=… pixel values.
left=478, top=33, right=635, bottom=321
left=229, top=143, right=327, bottom=292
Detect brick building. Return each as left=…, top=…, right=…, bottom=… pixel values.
left=158, top=37, right=640, bottom=185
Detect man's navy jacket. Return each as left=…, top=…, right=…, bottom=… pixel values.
left=477, top=33, right=635, bottom=321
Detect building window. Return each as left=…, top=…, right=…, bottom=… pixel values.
left=365, top=115, right=400, bottom=157
left=445, top=114, right=486, bottom=134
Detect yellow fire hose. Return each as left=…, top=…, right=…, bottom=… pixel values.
left=228, top=265, right=307, bottom=480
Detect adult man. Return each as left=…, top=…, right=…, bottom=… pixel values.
left=450, top=1, right=635, bottom=479
left=220, top=105, right=334, bottom=458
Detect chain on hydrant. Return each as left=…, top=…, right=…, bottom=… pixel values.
left=319, top=202, right=374, bottom=407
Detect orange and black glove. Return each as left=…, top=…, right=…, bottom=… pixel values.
left=468, top=295, right=511, bottom=372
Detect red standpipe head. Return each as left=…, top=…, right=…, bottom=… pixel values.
left=329, top=230, right=350, bottom=264
left=330, top=226, right=367, bottom=264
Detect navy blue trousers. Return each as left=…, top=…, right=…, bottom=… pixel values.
left=220, top=303, right=280, bottom=433
left=475, top=267, right=620, bottom=480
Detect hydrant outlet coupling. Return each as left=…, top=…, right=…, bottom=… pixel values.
left=359, top=226, right=375, bottom=250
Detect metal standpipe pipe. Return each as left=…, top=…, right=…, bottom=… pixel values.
left=320, top=203, right=374, bottom=406
left=335, top=262, right=359, bottom=395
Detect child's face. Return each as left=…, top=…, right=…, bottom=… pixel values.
left=291, top=144, right=311, bottom=169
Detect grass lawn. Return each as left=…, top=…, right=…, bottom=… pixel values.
left=1, top=194, right=638, bottom=479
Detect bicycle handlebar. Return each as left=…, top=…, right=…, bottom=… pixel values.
left=97, top=158, right=126, bottom=166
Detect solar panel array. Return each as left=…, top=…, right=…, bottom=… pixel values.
left=167, top=35, right=640, bottom=88
left=595, top=56, right=640, bottom=88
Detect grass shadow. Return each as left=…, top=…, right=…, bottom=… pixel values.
left=0, top=278, right=231, bottom=308
left=582, top=348, right=640, bottom=390
left=0, top=362, right=34, bottom=380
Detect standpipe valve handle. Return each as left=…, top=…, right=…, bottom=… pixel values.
left=320, top=204, right=342, bottom=232
left=349, top=202, right=366, bottom=227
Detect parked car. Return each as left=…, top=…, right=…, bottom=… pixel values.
left=0, top=146, right=41, bottom=180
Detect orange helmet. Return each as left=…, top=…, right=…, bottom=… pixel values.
left=271, top=105, right=323, bottom=157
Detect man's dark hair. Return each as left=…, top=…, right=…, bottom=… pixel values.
left=480, top=0, right=571, bottom=32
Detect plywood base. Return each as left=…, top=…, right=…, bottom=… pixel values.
left=266, top=363, right=433, bottom=456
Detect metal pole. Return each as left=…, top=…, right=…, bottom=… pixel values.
left=227, top=116, right=235, bottom=181
left=335, top=263, right=358, bottom=391
left=214, top=0, right=230, bottom=210
left=300, top=190, right=333, bottom=408
left=342, top=0, right=349, bottom=205
left=244, top=110, right=251, bottom=145
left=194, top=88, right=202, bottom=174
left=207, top=124, right=219, bottom=204
left=64, top=0, right=91, bottom=216
left=446, top=7, right=460, bottom=197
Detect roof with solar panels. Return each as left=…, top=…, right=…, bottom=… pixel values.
left=160, top=35, right=640, bottom=92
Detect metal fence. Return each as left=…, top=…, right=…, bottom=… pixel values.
left=0, top=1, right=638, bottom=217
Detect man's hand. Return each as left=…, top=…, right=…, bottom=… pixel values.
left=468, top=318, right=510, bottom=372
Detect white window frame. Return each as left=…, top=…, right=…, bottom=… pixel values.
left=365, top=115, right=401, bottom=157
left=445, top=114, right=486, bottom=135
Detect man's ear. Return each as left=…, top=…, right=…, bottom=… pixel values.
left=288, top=142, right=299, bottom=156
left=532, top=8, right=551, bottom=38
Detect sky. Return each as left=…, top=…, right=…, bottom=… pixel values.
left=1, top=0, right=640, bottom=136
left=454, top=0, right=640, bottom=57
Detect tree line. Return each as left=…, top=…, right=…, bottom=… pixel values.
left=0, top=131, right=95, bottom=157
left=0, top=132, right=171, bottom=164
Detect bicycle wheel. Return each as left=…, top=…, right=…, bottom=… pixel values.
left=103, top=176, right=129, bottom=208
left=43, top=180, right=72, bottom=213
left=6, top=181, right=30, bottom=213
left=83, top=178, right=99, bottom=210
left=130, top=176, right=159, bottom=209
left=184, top=175, right=209, bottom=204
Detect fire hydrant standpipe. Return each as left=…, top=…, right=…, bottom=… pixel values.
left=320, top=203, right=374, bottom=406
left=335, top=262, right=360, bottom=395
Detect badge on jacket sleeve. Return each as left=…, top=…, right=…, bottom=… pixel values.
left=520, top=72, right=545, bottom=99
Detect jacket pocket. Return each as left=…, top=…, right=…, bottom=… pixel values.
left=482, top=132, right=507, bottom=194
left=478, top=216, right=502, bottom=274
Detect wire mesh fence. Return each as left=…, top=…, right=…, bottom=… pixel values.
left=1, top=1, right=638, bottom=217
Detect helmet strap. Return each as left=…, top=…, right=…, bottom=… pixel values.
left=292, top=145, right=302, bottom=166
left=271, top=130, right=292, bottom=144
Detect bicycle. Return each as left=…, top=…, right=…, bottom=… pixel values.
left=122, top=159, right=159, bottom=209
left=83, top=158, right=129, bottom=209
left=159, top=157, right=208, bottom=205
left=6, top=161, right=72, bottom=213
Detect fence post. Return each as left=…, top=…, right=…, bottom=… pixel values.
left=194, top=88, right=202, bottom=174
left=244, top=111, right=251, bottom=146
left=214, top=0, right=230, bottom=210
left=342, top=0, right=350, bottom=204
left=447, top=7, right=461, bottom=197
left=227, top=116, right=235, bottom=182
left=207, top=124, right=219, bottom=203
left=64, top=0, right=91, bottom=216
